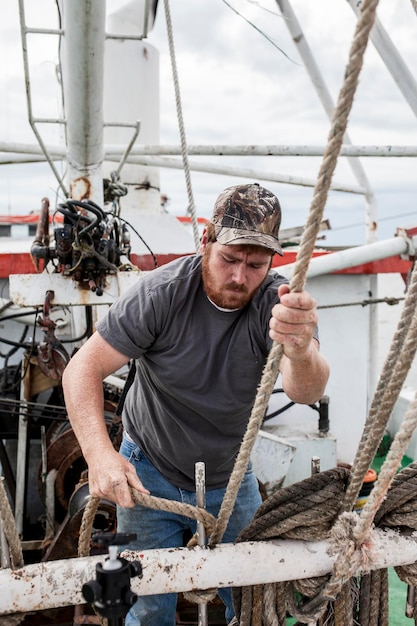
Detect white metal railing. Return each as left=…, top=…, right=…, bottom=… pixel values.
left=0, top=529, right=416, bottom=615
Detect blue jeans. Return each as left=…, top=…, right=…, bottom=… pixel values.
left=117, top=433, right=262, bottom=626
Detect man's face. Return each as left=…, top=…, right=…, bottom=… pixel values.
left=201, top=239, right=272, bottom=309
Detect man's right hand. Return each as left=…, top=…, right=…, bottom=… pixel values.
left=86, top=446, right=150, bottom=508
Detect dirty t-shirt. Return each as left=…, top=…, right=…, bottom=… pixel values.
left=96, top=254, right=290, bottom=490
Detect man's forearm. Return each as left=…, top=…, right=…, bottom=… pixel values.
left=63, top=362, right=112, bottom=462
left=280, top=341, right=329, bottom=405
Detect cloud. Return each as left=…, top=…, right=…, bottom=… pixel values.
left=0, top=0, right=416, bottom=248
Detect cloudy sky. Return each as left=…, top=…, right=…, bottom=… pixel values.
left=0, top=0, right=416, bottom=247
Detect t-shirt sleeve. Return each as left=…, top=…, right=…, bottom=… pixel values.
left=95, top=277, right=157, bottom=359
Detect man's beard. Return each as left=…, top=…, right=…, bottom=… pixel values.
left=202, top=251, right=260, bottom=310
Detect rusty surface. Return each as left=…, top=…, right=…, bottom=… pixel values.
left=70, top=177, right=92, bottom=201
left=41, top=428, right=85, bottom=514
left=30, top=197, right=50, bottom=272
left=42, top=504, right=116, bottom=561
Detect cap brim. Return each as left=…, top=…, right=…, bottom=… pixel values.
left=215, top=226, right=283, bottom=256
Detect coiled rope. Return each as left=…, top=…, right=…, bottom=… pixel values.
left=232, top=462, right=417, bottom=626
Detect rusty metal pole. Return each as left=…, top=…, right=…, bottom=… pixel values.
left=195, top=462, right=208, bottom=626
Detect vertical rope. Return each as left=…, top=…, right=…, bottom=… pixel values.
left=354, top=389, right=417, bottom=542
left=342, top=259, right=417, bottom=512
left=163, top=0, right=200, bottom=251
left=0, top=477, right=23, bottom=570
left=209, top=0, right=380, bottom=548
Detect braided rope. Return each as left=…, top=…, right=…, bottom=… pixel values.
left=0, top=479, right=28, bottom=626
left=0, top=478, right=23, bottom=569
left=163, top=0, right=199, bottom=251
left=342, top=259, right=417, bottom=513
left=354, top=389, right=417, bottom=541
left=209, top=0, right=380, bottom=549
left=232, top=463, right=417, bottom=624
left=78, top=488, right=216, bottom=558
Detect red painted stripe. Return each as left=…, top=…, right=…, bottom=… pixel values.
left=0, top=250, right=411, bottom=279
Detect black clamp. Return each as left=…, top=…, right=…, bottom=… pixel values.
left=82, top=532, right=142, bottom=626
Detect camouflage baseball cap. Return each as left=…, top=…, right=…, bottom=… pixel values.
left=211, top=183, right=282, bottom=255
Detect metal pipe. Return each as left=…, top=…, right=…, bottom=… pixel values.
left=275, top=0, right=377, bottom=240
left=347, top=0, right=417, bottom=119
left=44, top=470, right=57, bottom=542
left=2, top=141, right=417, bottom=158
left=106, top=155, right=366, bottom=195
left=60, top=0, right=106, bottom=204
left=1, top=529, right=417, bottom=615
left=0, top=519, right=11, bottom=569
left=14, top=359, right=29, bottom=537
left=195, top=462, right=208, bottom=626
left=30, top=198, right=50, bottom=262
left=279, top=233, right=413, bottom=280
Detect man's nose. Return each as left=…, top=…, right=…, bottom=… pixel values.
left=232, top=263, right=246, bottom=284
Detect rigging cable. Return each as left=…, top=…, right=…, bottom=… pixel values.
left=163, top=0, right=199, bottom=252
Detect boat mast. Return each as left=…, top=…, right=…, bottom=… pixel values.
left=59, top=0, right=106, bottom=206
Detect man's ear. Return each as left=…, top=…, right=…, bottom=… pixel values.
left=199, top=227, right=208, bottom=254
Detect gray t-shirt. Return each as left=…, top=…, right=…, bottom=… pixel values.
left=96, top=254, right=289, bottom=490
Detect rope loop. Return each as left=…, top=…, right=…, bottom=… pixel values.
left=78, top=487, right=217, bottom=558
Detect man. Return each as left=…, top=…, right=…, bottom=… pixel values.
left=62, top=183, right=329, bottom=625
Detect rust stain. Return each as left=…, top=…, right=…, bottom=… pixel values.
left=70, top=177, right=92, bottom=201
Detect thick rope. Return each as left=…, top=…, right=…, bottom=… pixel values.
left=354, top=389, right=417, bottom=542
left=226, top=270, right=417, bottom=622
left=302, top=382, right=417, bottom=620
left=209, top=0, right=380, bottom=549
left=0, top=477, right=23, bottom=569
left=232, top=463, right=417, bottom=625
left=0, top=478, right=28, bottom=626
left=163, top=0, right=200, bottom=251
left=342, top=258, right=417, bottom=512
left=302, top=379, right=417, bottom=616
left=233, top=468, right=351, bottom=624
left=78, top=488, right=216, bottom=558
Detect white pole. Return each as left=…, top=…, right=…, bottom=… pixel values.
left=60, top=0, right=106, bottom=204
left=0, top=530, right=417, bottom=615
left=274, top=0, right=377, bottom=240
left=347, top=0, right=417, bottom=118
left=2, top=141, right=417, bottom=158
left=279, top=234, right=413, bottom=280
